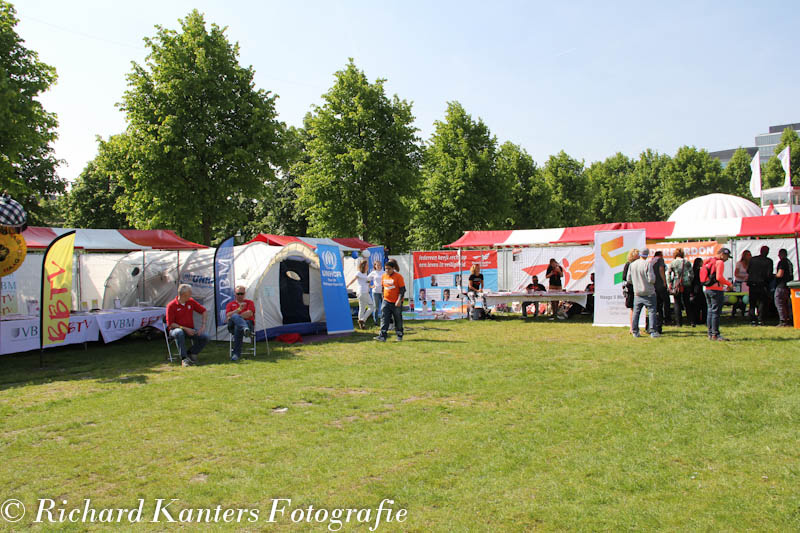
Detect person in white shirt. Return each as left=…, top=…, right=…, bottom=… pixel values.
left=367, top=259, right=385, bottom=327
left=347, top=260, right=373, bottom=329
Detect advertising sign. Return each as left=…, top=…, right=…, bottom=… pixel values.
left=593, top=229, right=646, bottom=327
left=316, top=244, right=354, bottom=335
left=412, top=250, right=497, bottom=318
left=41, top=231, right=76, bottom=347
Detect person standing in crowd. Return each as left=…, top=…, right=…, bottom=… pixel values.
left=585, top=272, right=595, bottom=315
left=367, top=259, right=384, bottom=327
left=623, top=249, right=640, bottom=333
left=747, top=246, right=773, bottom=326
left=347, top=260, right=373, bottom=329
left=690, top=257, right=707, bottom=326
left=374, top=259, right=405, bottom=342
left=652, top=251, right=669, bottom=331
left=166, top=284, right=209, bottom=366
left=668, top=248, right=694, bottom=327
left=545, top=258, right=563, bottom=319
left=731, top=250, right=751, bottom=317
left=627, top=248, right=660, bottom=338
left=225, top=285, right=254, bottom=361
left=704, top=247, right=733, bottom=341
left=774, top=248, right=794, bottom=327
left=522, top=275, right=546, bottom=318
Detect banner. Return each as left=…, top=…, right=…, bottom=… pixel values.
left=1, top=273, right=18, bottom=316
left=648, top=241, right=721, bottom=262
left=214, top=235, right=236, bottom=337
left=593, top=229, right=646, bottom=327
left=367, top=246, right=385, bottom=272
left=750, top=151, right=761, bottom=198
left=316, top=244, right=354, bottom=335
left=412, top=250, right=497, bottom=317
left=41, top=231, right=76, bottom=347
left=512, top=246, right=594, bottom=292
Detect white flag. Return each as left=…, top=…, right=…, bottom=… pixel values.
left=749, top=151, right=761, bottom=198
left=778, top=146, right=791, bottom=188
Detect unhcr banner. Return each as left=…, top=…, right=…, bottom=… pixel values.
left=367, top=246, right=384, bottom=272
left=214, top=235, right=236, bottom=337
left=593, top=229, right=646, bottom=327
left=41, top=230, right=76, bottom=347
left=316, top=244, right=354, bottom=335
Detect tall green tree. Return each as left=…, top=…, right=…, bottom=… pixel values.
left=723, top=148, right=756, bottom=201
left=296, top=60, right=420, bottom=253
left=497, top=141, right=556, bottom=229
left=660, top=146, right=727, bottom=216
left=62, top=134, right=131, bottom=229
left=411, top=101, right=509, bottom=249
left=0, top=1, right=65, bottom=222
left=763, top=128, right=800, bottom=188
left=542, top=151, right=590, bottom=227
left=626, top=149, right=670, bottom=222
left=117, top=10, right=283, bottom=244
left=586, top=152, right=634, bottom=223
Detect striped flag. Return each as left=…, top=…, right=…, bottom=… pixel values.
left=749, top=151, right=761, bottom=198
left=778, top=146, right=791, bottom=188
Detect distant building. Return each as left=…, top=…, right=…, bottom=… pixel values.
left=710, top=122, right=800, bottom=167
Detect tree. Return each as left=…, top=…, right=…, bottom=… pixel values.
left=62, top=135, right=131, bottom=228
left=723, top=148, right=756, bottom=201
left=660, top=146, right=727, bottom=216
left=497, top=141, right=555, bottom=229
left=0, top=1, right=65, bottom=222
left=117, top=10, right=283, bottom=244
left=763, top=127, right=800, bottom=189
left=626, top=149, right=670, bottom=222
left=296, top=60, right=420, bottom=253
left=411, top=101, right=509, bottom=249
left=586, top=153, right=634, bottom=223
left=542, top=151, right=590, bottom=227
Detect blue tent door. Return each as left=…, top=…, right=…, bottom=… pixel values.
left=279, top=260, right=310, bottom=324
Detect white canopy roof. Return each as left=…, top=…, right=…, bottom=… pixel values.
left=668, top=194, right=762, bottom=222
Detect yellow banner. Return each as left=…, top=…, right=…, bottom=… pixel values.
left=41, top=232, right=75, bottom=347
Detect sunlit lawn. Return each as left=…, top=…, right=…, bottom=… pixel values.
left=1, top=315, right=799, bottom=531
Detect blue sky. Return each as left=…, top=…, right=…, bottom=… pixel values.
left=17, top=0, right=800, bottom=182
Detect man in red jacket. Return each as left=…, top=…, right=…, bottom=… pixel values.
left=225, top=285, right=255, bottom=361
left=166, top=284, right=209, bottom=366
left=705, top=247, right=732, bottom=341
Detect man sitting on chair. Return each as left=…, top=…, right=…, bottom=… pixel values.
left=166, top=284, right=209, bottom=367
left=225, top=285, right=254, bottom=361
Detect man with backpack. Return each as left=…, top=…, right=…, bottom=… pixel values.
left=774, top=248, right=794, bottom=327
left=702, top=247, right=733, bottom=341
left=668, top=248, right=694, bottom=327
left=747, top=246, right=773, bottom=326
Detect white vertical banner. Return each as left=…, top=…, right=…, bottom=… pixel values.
left=778, top=146, right=791, bottom=188
left=749, top=151, right=761, bottom=198
left=593, top=229, right=646, bottom=327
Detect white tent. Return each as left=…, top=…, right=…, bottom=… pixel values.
left=102, top=241, right=331, bottom=340
left=668, top=193, right=762, bottom=222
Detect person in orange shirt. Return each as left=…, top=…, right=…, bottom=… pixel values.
left=374, top=259, right=405, bottom=342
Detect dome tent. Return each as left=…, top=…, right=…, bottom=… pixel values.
left=668, top=193, right=762, bottom=222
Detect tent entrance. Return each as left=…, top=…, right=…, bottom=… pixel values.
left=280, top=260, right=311, bottom=324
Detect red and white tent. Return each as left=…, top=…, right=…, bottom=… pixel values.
left=446, top=213, right=800, bottom=248
left=246, top=233, right=374, bottom=252
left=22, top=227, right=206, bottom=251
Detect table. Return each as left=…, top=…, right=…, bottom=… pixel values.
left=0, top=307, right=166, bottom=355
left=480, top=291, right=591, bottom=308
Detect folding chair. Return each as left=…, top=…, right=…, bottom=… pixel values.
left=163, top=315, right=180, bottom=363
left=229, top=326, right=256, bottom=359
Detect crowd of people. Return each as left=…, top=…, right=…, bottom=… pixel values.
left=621, top=245, right=795, bottom=341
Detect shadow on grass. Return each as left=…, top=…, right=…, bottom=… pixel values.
left=0, top=333, right=299, bottom=391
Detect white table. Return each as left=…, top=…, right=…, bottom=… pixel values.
left=0, top=307, right=166, bottom=355
left=480, top=291, right=591, bottom=308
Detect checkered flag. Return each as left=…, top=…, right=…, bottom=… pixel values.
left=0, top=193, right=27, bottom=230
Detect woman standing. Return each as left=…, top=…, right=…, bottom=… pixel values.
left=690, top=257, right=707, bottom=326
left=367, top=259, right=384, bottom=326
left=623, top=249, right=639, bottom=332
left=545, top=258, right=563, bottom=319
left=347, top=260, right=373, bottom=329
left=732, top=250, right=751, bottom=317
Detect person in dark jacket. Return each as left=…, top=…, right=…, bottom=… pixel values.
left=747, top=246, right=773, bottom=326
left=690, top=257, right=707, bottom=326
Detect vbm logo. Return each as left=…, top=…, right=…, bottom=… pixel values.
left=321, top=250, right=337, bottom=270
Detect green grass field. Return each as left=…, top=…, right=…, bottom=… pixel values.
left=1, top=316, right=799, bottom=531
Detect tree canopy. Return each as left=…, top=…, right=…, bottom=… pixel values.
left=296, top=59, right=420, bottom=253
left=116, top=10, right=284, bottom=244
left=0, top=1, right=64, bottom=223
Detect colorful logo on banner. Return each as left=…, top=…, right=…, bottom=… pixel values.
left=214, top=236, right=236, bottom=330
left=316, top=244, right=354, bottom=335
left=412, top=250, right=498, bottom=312
left=521, top=253, right=595, bottom=288
left=601, top=237, right=627, bottom=284
left=41, top=231, right=76, bottom=347
left=593, top=229, right=646, bottom=327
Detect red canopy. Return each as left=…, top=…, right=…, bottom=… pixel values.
left=245, top=234, right=375, bottom=250
left=119, top=229, right=206, bottom=250
left=331, top=237, right=375, bottom=250
left=246, top=234, right=304, bottom=247
left=445, top=230, right=513, bottom=248
left=738, top=212, right=800, bottom=237
left=20, top=226, right=58, bottom=248
left=552, top=222, right=675, bottom=244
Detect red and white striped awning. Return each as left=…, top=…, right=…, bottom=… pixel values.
left=446, top=213, right=800, bottom=248
left=22, top=227, right=206, bottom=250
